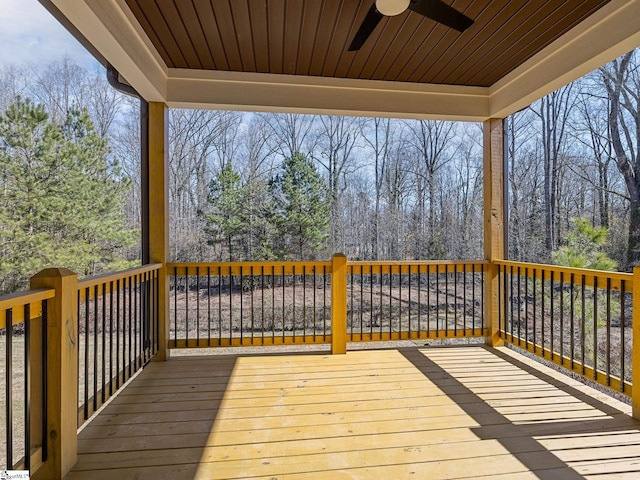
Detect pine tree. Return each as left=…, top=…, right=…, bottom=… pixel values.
left=205, top=164, right=274, bottom=261
left=552, top=217, right=617, bottom=271
left=270, top=152, right=329, bottom=260
left=0, top=98, right=135, bottom=293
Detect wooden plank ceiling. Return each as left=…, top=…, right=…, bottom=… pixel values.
left=124, top=0, right=610, bottom=88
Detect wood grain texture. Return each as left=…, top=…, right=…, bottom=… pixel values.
left=66, top=345, right=639, bottom=479
left=123, top=0, right=610, bottom=88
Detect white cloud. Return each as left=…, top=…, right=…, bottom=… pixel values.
left=0, top=0, right=99, bottom=70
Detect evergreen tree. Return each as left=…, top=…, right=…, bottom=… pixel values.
left=270, top=152, right=329, bottom=260
left=204, top=164, right=273, bottom=261
left=0, top=98, right=135, bottom=293
left=552, top=217, right=617, bottom=270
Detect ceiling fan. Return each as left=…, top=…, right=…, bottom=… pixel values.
left=348, top=0, right=474, bottom=51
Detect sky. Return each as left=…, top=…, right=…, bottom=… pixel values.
left=0, top=0, right=98, bottom=69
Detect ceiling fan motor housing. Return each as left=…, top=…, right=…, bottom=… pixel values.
left=376, top=0, right=410, bottom=16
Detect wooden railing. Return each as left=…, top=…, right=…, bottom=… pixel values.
left=347, top=261, right=487, bottom=342
left=1, top=288, right=54, bottom=474
left=168, top=259, right=335, bottom=348
left=76, top=264, right=161, bottom=427
left=1, top=258, right=638, bottom=477
left=168, top=257, right=488, bottom=351
left=496, top=261, right=636, bottom=397
left=0, top=264, right=160, bottom=478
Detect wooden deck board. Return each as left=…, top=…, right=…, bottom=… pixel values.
left=66, top=346, right=640, bottom=479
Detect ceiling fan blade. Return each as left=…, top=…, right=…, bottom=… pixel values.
left=348, top=3, right=384, bottom=51
left=408, top=0, right=473, bottom=32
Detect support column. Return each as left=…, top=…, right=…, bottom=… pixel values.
left=148, top=102, right=170, bottom=360
left=30, top=268, right=78, bottom=480
left=633, top=266, right=640, bottom=419
left=483, top=118, right=505, bottom=347
left=331, top=253, right=347, bottom=354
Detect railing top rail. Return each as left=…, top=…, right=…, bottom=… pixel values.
left=495, top=259, right=633, bottom=283
left=347, top=260, right=488, bottom=266
left=78, top=263, right=162, bottom=290
left=168, top=261, right=333, bottom=269
left=0, top=287, right=56, bottom=312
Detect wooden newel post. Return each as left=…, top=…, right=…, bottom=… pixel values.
left=331, top=253, right=347, bottom=354
left=147, top=102, right=170, bottom=361
left=483, top=118, right=505, bottom=347
left=632, top=266, right=640, bottom=420
left=30, top=268, right=78, bottom=480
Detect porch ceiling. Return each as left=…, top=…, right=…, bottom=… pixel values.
left=42, top=0, right=640, bottom=120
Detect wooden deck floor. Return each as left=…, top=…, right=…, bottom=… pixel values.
left=65, top=345, right=640, bottom=479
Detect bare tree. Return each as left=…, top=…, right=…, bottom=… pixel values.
left=600, top=51, right=640, bottom=268
left=530, top=84, right=576, bottom=252
left=315, top=115, right=363, bottom=252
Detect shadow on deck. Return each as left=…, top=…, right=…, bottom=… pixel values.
left=65, top=345, right=640, bottom=479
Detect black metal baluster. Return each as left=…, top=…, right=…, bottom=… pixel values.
left=185, top=271, right=189, bottom=347
left=109, top=281, right=114, bottom=396
left=196, top=268, right=200, bottom=347
left=116, top=280, right=121, bottom=390
left=261, top=266, right=266, bottom=343
left=24, top=304, right=30, bottom=471
left=389, top=268, right=393, bottom=337
left=435, top=267, right=440, bottom=336
left=229, top=268, right=233, bottom=344
left=480, top=265, right=484, bottom=332
left=418, top=267, right=422, bottom=334
left=128, top=277, right=133, bottom=380
left=240, top=269, right=244, bottom=344
left=370, top=268, right=374, bottom=337
left=509, top=266, right=514, bottom=341
left=620, top=280, right=626, bottom=392
left=453, top=266, right=457, bottom=336
left=360, top=266, right=364, bottom=338
left=292, top=266, right=295, bottom=342
left=282, top=266, right=286, bottom=341
left=218, top=268, right=223, bottom=344
left=541, top=270, right=545, bottom=354
left=399, top=267, right=403, bottom=337
left=606, top=278, right=611, bottom=386
left=581, top=275, right=586, bottom=374
left=380, top=267, right=384, bottom=337
left=408, top=266, right=412, bottom=337
left=251, top=266, right=255, bottom=344
left=6, top=308, right=13, bottom=468
left=323, top=266, right=327, bottom=341
left=445, top=265, right=449, bottom=336
left=133, top=275, right=138, bottom=368
left=524, top=268, right=529, bottom=349
left=41, top=300, right=48, bottom=462
left=472, top=264, right=476, bottom=335
left=550, top=270, right=555, bottom=359
left=559, top=272, right=564, bottom=362
left=93, top=285, right=99, bottom=413
left=303, top=266, right=307, bottom=340
left=173, top=268, right=178, bottom=345
left=532, top=269, right=537, bottom=352
left=102, top=282, right=107, bottom=403
left=207, top=267, right=211, bottom=347
left=462, top=265, right=466, bottom=335
left=349, top=267, right=354, bottom=337
left=570, top=274, right=575, bottom=369
left=516, top=266, right=521, bottom=344
left=272, top=268, right=276, bottom=341
left=77, top=292, right=81, bottom=418
left=593, top=277, right=598, bottom=379
left=427, top=267, right=431, bottom=335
